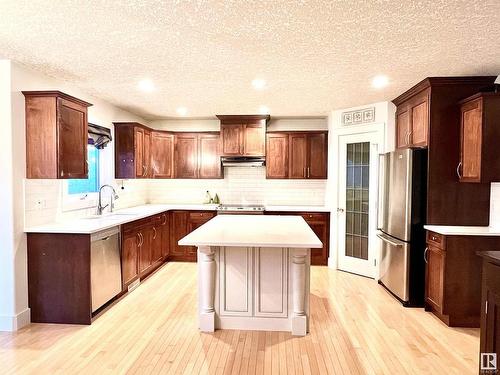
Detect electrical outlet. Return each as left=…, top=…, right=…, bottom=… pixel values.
left=35, top=199, right=46, bottom=210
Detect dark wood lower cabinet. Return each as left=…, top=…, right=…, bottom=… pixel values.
left=170, top=210, right=216, bottom=261
left=424, top=231, right=500, bottom=327
left=265, top=211, right=330, bottom=266
left=477, top=251, right=500, bottom=374
left=27, top=233, right=92, bottom=324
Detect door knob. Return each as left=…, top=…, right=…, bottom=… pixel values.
left=337, top=208, right=345, bottom=213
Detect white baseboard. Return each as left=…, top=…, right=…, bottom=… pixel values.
left=0, top=308, right=30, bottom=332
left=327, top=256, right=337, bottom=269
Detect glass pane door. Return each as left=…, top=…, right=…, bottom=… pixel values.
left=345, top=142, right=370, bottom=260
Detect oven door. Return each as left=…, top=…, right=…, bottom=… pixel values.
left=377, top=231, right=410, bottom=302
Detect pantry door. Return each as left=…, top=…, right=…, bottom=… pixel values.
left=337, top=132, right=380, bottom=278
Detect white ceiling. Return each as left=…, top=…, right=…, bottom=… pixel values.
left=1, top=1, right=499, bottom=119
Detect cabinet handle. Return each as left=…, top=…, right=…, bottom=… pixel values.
left=424, top=247, right=429, bottom=263
left=307, top=167, right=310, bottom=178
left=153, top=227, right=157, bottom=240
left=136, top=233, right=141, bottom=246
left=456, top=162, right=462, bottom=179
left=138, top=232, right=144, bottom=247
left=162, top=214, right=167, bottom=226
left=142, top=165, right=147, bottom=177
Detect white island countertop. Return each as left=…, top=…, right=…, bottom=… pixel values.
left=424, top=225, right=500, bottom=236
left=179, top=214, right=323, bottom=248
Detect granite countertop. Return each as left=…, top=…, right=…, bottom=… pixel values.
left=24, top=204, right=330, bottom=234
left=424, top=225, right=500, bottom=236
left=178, top=214, right=323, bottom=248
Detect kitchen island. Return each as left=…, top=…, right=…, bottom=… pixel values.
left=179, top=214, right=322, bottom=336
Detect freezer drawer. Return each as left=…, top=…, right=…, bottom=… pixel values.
left=377, top=231, right=410, bottom=302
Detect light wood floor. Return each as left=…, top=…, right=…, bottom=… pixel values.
left=0, top=262, right=479, bottom=374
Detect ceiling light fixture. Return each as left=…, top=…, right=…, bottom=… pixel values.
left=176, top=106, right=188, bottom=116
left=252, top=78, right=267, bottom=90
left=259, top=105, right=270, bottom=114
left=138, top=78, right=155, bottom=92
left=372, top=75, right=389, bottom=89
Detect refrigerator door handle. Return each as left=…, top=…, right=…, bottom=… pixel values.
left=376, top=232, right=404, bottom=247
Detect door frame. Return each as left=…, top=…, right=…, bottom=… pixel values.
left=328, top=123, right=385, bottom=280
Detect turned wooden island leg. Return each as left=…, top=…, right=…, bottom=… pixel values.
left=291, top=248, right=308, bottom=336
left=198, top=246, right=216, bottom=332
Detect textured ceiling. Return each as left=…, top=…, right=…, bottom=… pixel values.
left=1, top=0, right=499, bottom=119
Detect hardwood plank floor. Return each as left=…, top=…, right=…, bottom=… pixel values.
left=0, top=262, right=479, bottom=374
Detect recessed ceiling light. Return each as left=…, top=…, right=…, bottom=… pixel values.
left=176, top=106, right=188, bottom=116
left=138, top=78, right=155, bottom=92
left=259, top=105, right=270, bottom=114
left=252, top=78, right=267, bottom=90
left=372, top=75, right=389, bottom=89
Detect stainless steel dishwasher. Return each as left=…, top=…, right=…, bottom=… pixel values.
left=90, top=226, right=122, bottom=312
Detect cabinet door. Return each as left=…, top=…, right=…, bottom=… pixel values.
left=221, top=124, right=242, bottom=155
left=308, top=132, right=328, bottom=179
left=138, top=226, right=152, bottom=274
left=150, top=222, right=163, bottom=264
left=425, top=245, right=445, bottom=313
left=170, top=211, right=189, bottom=258
left=174, top=134, right=199, bottom=178
left=460, top=98, right=482, bottom=182
left=289, top=134, right=308, bottom=178
left=187, top=212, right=216, bottom=258
left=305, top=219, right=329, bottom=266
left=199, top=134, right=222, bottom=178
left=143, top=130, right=152, bottom=178
left=243, top=123, right=266, bottom=156
left=396, top=108, right=411, bottom=149
left=57, top=98, right=88, bottom=178
left=151, top=132, right=174, bottom=178
left=160, top=213, right=170, bottom=258
left=410, top=95, right=429, bottom=147
left=135, top=127, right=145, bottom=177
left=122, top=230, right=139, bottom=286
left=480, top=263, right=500, bottom=360
left=266, top=133, right=289, bottom=178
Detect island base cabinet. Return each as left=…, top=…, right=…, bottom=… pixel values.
left=198, top=246, right=310, bottom=336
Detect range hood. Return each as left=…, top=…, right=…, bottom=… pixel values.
left=221, top=156, right=266, bottom=167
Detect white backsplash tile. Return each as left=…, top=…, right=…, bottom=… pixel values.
left=24, top=167, right=327, bottom=227
left=490, top=183, right=500, bottom=228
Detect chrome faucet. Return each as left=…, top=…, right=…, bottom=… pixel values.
left=97, top=184, right=119, bottom=215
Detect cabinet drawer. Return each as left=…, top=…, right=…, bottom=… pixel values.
left=301, top=213, right=327, bottom=222
left=189, top=211, right=215, bottom=220
left=426, top=231, right=445, bottom=250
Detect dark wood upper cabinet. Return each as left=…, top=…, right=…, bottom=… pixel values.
left=395, top=88, right=429, bottom=149
left=221, top=124, right=242, bottom=155
left=267, top=131, right=327, bottom=179
left=174, top=134, right=198, bottom=178
left=393, top=76, right=497, bottom=226
left=458, top=92, right=500, bottom=183
left=174, top=132, right=222, bottom=179
left=266, top=133, right=289, bottom=179
left=217, top=115, right=269, bottom=157
left=308, top=132, right=328, bottom=179
left=23, top=91, right=92, bottom=179
left=151, top=131, right=174, bottom=178
left=114, top=122, right=152, bottom=179
left=289, top=133, right=308, bottom=178
left=198, top=133, right=222, bottom=179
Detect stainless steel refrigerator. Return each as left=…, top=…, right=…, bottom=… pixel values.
left=377, top=148, right=427, bottom=306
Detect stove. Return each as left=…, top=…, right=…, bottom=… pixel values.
left=216, top=204, right=265, bottom=214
